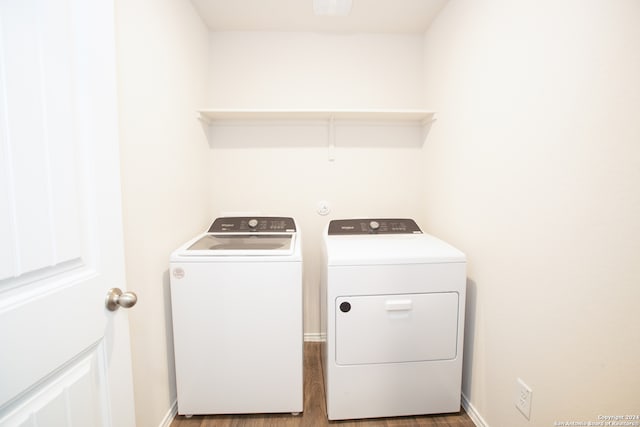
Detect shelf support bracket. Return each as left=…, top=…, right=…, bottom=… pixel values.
left=197, top=112, right=213, bottom=126
left=328, top=114, right=336, bottom=162
left=421, top=116, right=436, bottom=143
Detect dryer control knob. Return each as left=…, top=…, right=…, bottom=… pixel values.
left=248, top=219, right=259, bottom=228
left=369, top=220, right=380, bottom=231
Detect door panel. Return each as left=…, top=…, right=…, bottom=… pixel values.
left=335, top=292, right=459, bottom=365
left=0, top=0, right=135, bottom=425
left=0, top=344, right=108, bottom=426
left=0, top=0, right=82, bottom=281
left=1, top=1, right=76, bottom=277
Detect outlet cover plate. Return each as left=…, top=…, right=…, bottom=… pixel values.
left=515, top=377, right=532, bottom=419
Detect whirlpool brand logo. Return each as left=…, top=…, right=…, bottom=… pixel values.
left=341, top=226, right=355, bottom=230
left=172, top=268, right=185, bottom=279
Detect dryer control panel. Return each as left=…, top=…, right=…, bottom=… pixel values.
left=328, top=218, right=422, bottom=235
left=209, top=216, right=296, bottom=233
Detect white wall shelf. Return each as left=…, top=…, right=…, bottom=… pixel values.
left=197, top=109, right=436, bottom=161
left=198, top=109, right=435, bottom=124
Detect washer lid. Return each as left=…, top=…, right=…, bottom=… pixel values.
left=186, top=234, right=294, bottom=255
left=179, top=216, right=297, bottom=256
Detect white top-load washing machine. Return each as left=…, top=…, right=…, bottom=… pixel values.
left=321, top=218, right=466, bottom=420
left=169, top=216, right=303, bottom=416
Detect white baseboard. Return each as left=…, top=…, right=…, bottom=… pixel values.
left=303, top=332, right=326, bottom=342
left=461, top=393, right=488, bottom=427
left=158, top=400, right=178, bottom=427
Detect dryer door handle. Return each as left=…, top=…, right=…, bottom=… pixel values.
left=385, top=299, right=413, bottom=311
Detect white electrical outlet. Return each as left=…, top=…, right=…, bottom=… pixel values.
left=515, top=378, right=532, bottom=420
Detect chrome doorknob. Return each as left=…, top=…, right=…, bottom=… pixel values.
left=105, top=288, right=138, bottom=311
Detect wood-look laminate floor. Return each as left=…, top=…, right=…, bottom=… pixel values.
left=171, top=342, right=476, bottom=427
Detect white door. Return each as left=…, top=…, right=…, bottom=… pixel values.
left=0, top=0, right=136, bottom=426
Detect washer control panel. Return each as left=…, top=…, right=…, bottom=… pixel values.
left=208, top=216, right=296, bottom=233
left=328, top=218, right=422, bottom=235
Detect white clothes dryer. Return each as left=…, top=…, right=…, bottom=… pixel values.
left=170, top=216, right=303, bottom=416
left=321, top=218, right=466, bottom=420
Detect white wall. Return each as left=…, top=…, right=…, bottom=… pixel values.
left=422, top=1, right=640, bottom=426
left=115, top=1, right=211, bottom=426
left=206, top=32, right=428, bottom=335
left=208, top=32, right=425, bottom=109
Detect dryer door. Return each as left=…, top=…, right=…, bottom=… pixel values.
left=335, top=292, right=459, bottom=365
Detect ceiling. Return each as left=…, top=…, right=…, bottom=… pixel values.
left=190, top=0, right=449, bottom=34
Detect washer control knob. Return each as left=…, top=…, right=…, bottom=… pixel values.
left=248, top=219, right=259, bottom=228
left=369, top=220, right=380, bottom=231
